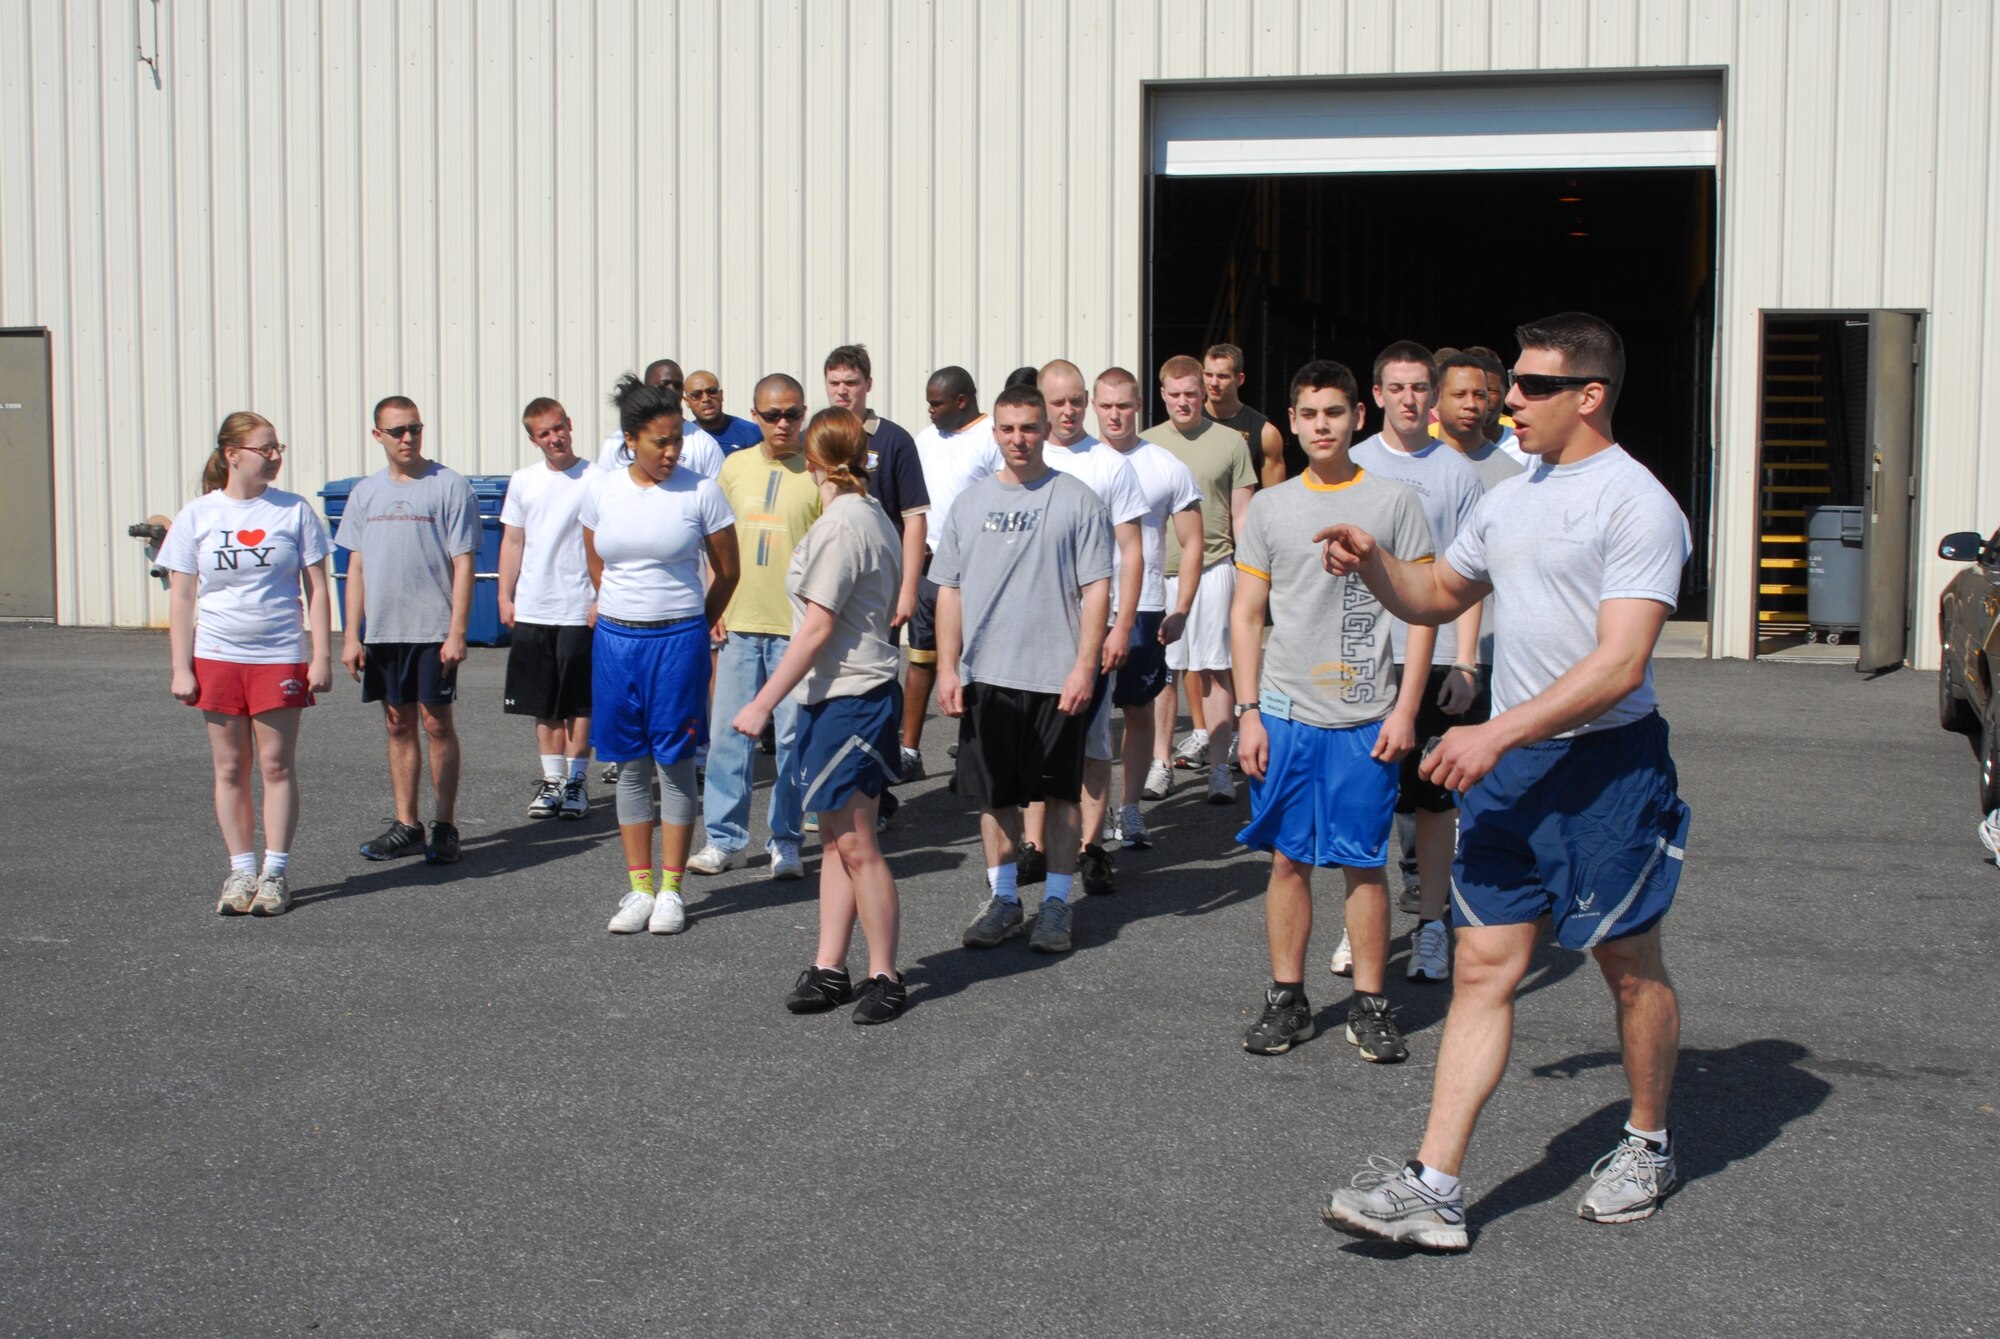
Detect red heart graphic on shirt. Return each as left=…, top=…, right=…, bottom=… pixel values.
left=235, top=529, right=266, bottom=547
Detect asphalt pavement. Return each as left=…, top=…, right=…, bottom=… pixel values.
left=2, top=624, right=1995, bottom=1338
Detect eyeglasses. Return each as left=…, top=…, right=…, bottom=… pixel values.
left=236, top=442, right=288, bottom=458
left=1506, top=372, right=1611, bottom=398
left=380, top=423, right=425, bottom=440
left=755, top=406, right=806, bottom=424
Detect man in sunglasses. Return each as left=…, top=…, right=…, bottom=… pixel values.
left=595, top=359, right=724, bottom=479
left=336, top=395, right=481, bottom=865
left=1317, top=312, right=1692, bottom=1251
left=691, top=374, right=824, bottom=880
left=682, top=370, right=765, bottom=456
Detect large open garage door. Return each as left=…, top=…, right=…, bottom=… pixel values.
left=1147, top=75, right=1720, bottom=623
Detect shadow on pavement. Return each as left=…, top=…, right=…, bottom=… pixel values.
left=289, top=811, right=615, bottom=909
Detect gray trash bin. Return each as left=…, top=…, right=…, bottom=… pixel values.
left=1805, top=505, right=1865, bottom=640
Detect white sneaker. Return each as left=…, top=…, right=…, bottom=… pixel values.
left=647, top=889, right=686, bottom=934
left=688, top=843, right=746, bottom=875
left=1172, top=729, right=1210, bottom=770
left=1118, top=802, right=1151, bottom=850
left=608, top=890, right=654, bottom=933
left=1142, top=759, right=1173, bottom=801
left=768, top=839, right=805, bottom=881
left=1981, top=809, right=2000, bottom=863
left=1407, top=918, right=1451, bottom=981
left=1205, top=763, right=1236, bottom=805
left=1329, top=928, right=1353, bottom=977
left=557, top=775, right=589, bottom=820
left=527, top=776, right=563, bottom=818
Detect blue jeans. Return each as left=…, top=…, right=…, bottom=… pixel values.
left=703, top=631, right=802, bottom=850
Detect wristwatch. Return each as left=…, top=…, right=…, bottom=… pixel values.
left=1233, top=701, right=1260, bottom=718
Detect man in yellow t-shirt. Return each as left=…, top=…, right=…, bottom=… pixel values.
left=690, top=373, right=824, bottom=879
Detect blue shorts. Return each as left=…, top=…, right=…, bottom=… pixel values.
left=796, top=680, right=902, bottom=813
left=1235, top=715, right=1398, bottom=869
left=1112, top=611, right=1169, bottom=709
left=1452, top=712, right=1691, bottom=950
left=360, top=642, right=457, bottom=707
left=588, top=615, right=710, bottom=765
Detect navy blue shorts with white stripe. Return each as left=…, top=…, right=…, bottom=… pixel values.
left=795, top=679, right=903, bottom=815
left=1451, top=711, right=1690, bottom=951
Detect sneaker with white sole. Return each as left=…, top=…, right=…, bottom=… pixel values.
left=600, top=762, right=621, bottom=786
left=1118, top=802, right=1151, bottom=850
left=608, top=890, right=654, bottom=934
left=1577, top=1133, right=1678, bottom=1223
left=1321, top=1156, right=1469, bottom=1252
left=1329, top=928, right=1353, bottom=977
left=1205, top=763, right=1236, bottom=805
left=557, top=775, right=589, bottom=821
left=216, top=871, right=258, bottom=916
left=647, top=889, right=687, bottom=934
left=1172, top=729, right=1210, bottom=770
left=687, top=844, right=747, bottom=875
left=527, top=777, right=563, bottom=819
left=1142, top=759, right=1174, bottom=800
left=1981, top=809, right=2000, bottom=864
left=1407, top=918, right=1451, bottom=981
left=768, top=838, right=805, bottom=880
left=250, top=873, right=290, bottom=916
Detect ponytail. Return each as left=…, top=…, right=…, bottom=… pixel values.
left=206, top=410, right=273, bottom=493
left=803, top=407, right=871, bottom=494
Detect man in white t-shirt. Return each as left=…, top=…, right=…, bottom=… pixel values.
left=1093, top=366, right=1204, bottom=848
left=595, top=359, right=724, bottom=479
left=1017, top=359, right=1146, bottom=896
left=499, top=397, right=597, bottom=822
left=1318, top=312, right=1693, bottom=1251
left=908, top=366, right=1001, bottom=760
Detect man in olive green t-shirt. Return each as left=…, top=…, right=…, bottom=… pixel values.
left=1141, top=355, right=1256, bottom=805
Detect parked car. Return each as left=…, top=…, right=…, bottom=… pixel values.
left=1937, top=528, right=2000, bottom=811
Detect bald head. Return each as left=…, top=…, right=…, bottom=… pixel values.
left=1040, top=360, right=1089, bottom=445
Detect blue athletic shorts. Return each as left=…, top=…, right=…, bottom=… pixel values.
left=1452, top=711, right=1691, bottom=950
left=588, top=615, right=709, bottom=765
left=796, top=680, right=903, bottom=814
left=1235, top=714, right=1398, bottom=869
left=1112, top=611, right=1168, bottom=709
left=360, top=642, right=456, bottom=707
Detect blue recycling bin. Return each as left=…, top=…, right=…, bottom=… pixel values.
left=321, top=474, right=513, bottom=647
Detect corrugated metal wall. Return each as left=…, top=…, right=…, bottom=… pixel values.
left=2, top=0, right=1995, bottom=666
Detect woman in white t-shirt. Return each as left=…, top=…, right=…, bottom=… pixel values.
left=732, top=409, right=908, bottom=1023
left=160, top=412, right=333, bottom=917
left=583, top=374, right=740, bottom=937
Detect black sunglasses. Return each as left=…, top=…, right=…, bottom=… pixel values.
left=1506, top=372, right=1612, bottom=398
left=380, top=423, right=425, bottom=439
left=755, top=406, right=806, bottom=424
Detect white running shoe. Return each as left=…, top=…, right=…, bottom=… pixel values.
left=768, top=838, right=805, bottom=880
left=216, top=871, right=258, bottom=916
left=1329, top=928, right=1353, bottom=977
left=687, top=844, right=747, bottom=875
left=1205, top=763, right=1236, bottom=805
left=647, top=889, right=686, bottom=934
left=1981, top=809, right=2000, bottom=863
left=1577, top=1134, right=1679, bottom=1223
left=557, top=775, right=589, bottom=821
left=1118, top=802, right=1151, bottom=850
left=1172, top=729, right=1210, bottom=770
left=608, top=890, right=654, bottom=934
left=1141, top=759, right=1174, bottom=801
left=250, top=873, right=291, bottom=917
left=527, top=776, right=563, bottom=818
left=1407, top=918, right=1451, bottom=981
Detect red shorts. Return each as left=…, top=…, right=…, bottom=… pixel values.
left=192, top=658, right=316, bottom=716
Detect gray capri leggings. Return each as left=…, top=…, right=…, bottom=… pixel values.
left=614, top=756, right=699, bottom=826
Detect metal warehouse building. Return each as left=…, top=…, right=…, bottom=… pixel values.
left=2, top=0, right=1996, bottom=671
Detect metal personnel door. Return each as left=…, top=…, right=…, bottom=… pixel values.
left=0, top=328, right=57, bottom=619
left=1859, top=312, right=1919, bottom=672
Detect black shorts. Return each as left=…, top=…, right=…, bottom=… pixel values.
left=906, top=573, right=940, bottom=663
left=1396, top=664, right=1492, bottom=814
left=1112, top=612, right=1169, bottom=709
left=954, top=682, right=1089, bottom=809
left=503, top=621, right=593, bottom=719
left=361, top=642, right=457, bottom=708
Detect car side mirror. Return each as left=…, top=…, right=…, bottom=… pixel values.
left=1939, top=531, right=1986, bottom=561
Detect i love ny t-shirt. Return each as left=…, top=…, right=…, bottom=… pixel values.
left=158, top=488, right=332, bottom=663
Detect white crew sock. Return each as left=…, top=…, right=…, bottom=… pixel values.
left=540, top=753, right=565, bottom=780
left=566, top=755, right=589, bottom=780
left=262, top=850, right=290, bottom=878
left=1043, top=872, right=1074, bottom=904
left=229, top=851, right=256, bottom=877
left=1414, top=1161, right=1460, bottom=1198
left=988, top=863, right=1019, bottom=903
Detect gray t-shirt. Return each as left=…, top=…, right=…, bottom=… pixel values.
left=787, top=492, right=904, bottom=704
left=1452, top=441, right=1526, bottom=666
left=1444, top=445, right=1690, bottom=737
left=930, top=469, right=1115, bottom=695
left=1350, top=434, right=1484, bottom=666
left=1236, top=471, right=1432, bottom=729
left=333, top=463, right=481, bottom=644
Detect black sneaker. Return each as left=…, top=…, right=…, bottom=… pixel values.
left=1079, top=842, right=1115, bottom=896
left=851, top=973, right=908, bottom=1025
left=1345, top=993, right=1408, bottom=1063
left=1243, top=986, right=1315, bottom=1055
left=1017, top=842, right=1047, bottom=885
left=425, top=820, right=462, bottom=865
left=360, top=821, right=425, bottom=861
left=785, top=965, right=853, bottom=1014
